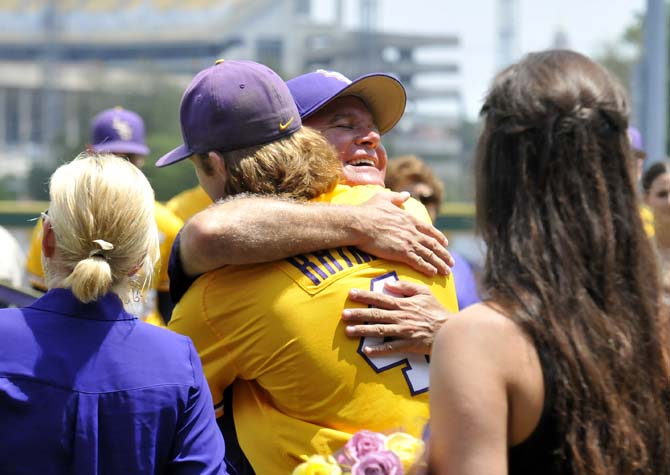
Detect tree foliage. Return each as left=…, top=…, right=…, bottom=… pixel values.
left=596, top=11, right=644, bottom=93
left=26, top=165, right=57, bottom=201
left=0, top=175, right=21, bottom=200
left=596, top=6, right=670, bottom=153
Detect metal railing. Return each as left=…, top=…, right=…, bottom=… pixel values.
left=1, top=200, right=478, bottom=230
left=0, top=281, right=41, bottom=308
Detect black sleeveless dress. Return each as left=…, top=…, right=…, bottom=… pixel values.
left=508, top=344, right=568, bottom=474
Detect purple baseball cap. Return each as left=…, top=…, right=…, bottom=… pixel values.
left=90, top=107, right=150, bottom=156
left=287, top=69, right=406, bottom=135
left=156, top=60, right=301, bottom=168
left=627, top=126, right=644, bottom=152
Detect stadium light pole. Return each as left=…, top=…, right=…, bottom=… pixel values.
left=642, top=0, right=667, bottom=166
left=497, top=0, right=519, bottom=71
left=40, top=0, right=62, bottom=166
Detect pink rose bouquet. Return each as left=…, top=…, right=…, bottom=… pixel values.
left=337, top=430, right=387, bottom=467
left=351, top=450, right=403, bottom=475
left=292, top=429, right=425, bottom=475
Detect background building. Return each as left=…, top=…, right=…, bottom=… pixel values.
left=0, top=0, right=465, bottom=199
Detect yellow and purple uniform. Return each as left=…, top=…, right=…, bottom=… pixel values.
left=25, top=220, right=47, bottom=292
left=153, top=202, right=184, bottom=293
left=25, top=202, right=183, bottom=327
left=168, top=184, right=459, bottom=475
left=165, top=185, right=213, bottom=222
left=640, top=206, right=655, bottom=238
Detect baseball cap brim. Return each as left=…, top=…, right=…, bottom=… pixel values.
left=91, top=140, right=150, bottom=156
left=302, top=73, right=406, bottom=135
left=155, top=144, right=192, bottom=168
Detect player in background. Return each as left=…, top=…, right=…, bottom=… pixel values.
left=385, top=154, right=481, bottom=309
left=157, top=60, right=458, bottom=475
left=629, top=127, right=655, bottom=237
left=25, top=107, right=182, bottom=326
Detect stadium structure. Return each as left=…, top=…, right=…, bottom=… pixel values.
left=0, top=0, right=463, bottom=184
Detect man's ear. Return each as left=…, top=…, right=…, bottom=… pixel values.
left=207, top=151, right=228, bottom=180
left=41, top=220, right=56, bottom=258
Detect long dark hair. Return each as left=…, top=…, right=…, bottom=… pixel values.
left=476, top=49, right=670, bottom=474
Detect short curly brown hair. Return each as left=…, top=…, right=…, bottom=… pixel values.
left=385, top=155, right=444, bottom=204
left=193, top=126, right=342, bottom=201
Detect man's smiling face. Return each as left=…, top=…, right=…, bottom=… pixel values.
left=304, top=96, right=386, bottom=186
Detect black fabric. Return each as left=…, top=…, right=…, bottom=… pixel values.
left=219, top=385, right=255, bottom=475
left=508, top=344, right=566, bottom=475
left=157, top=290, right=174, bottom=324
left=167, top=231, right=201, bottom=304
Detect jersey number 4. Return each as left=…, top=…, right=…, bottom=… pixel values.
left=357, top=272, right=430, bottom=395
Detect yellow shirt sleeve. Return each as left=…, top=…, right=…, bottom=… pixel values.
left=153, top=202, right=184, bottom=292
left=165, top=186, right=213, bottom=222
left=640, top=206, right=655, bottom=238
left=313, top=184, right=433, bottom=223
left=25, top=220, right=47, bottom=291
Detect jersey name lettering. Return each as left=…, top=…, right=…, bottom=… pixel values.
left=287, top=247, right=375, bottom=285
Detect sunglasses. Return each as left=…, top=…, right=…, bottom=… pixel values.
left=413, top=193, right=438, bottom=206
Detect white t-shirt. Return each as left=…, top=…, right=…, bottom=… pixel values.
left=0, top=226, right=24, bottom=288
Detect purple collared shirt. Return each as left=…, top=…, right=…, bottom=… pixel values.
left=0, top=288, right=227, bottom=475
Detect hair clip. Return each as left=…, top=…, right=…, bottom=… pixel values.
left=89, top=239, right=114, bottom=260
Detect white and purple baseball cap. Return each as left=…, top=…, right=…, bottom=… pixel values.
left=287, top=69, right=406, bottom=135
left=156, top=60, right=301, bottom=168
left=90, top=107, right=150, bottom=156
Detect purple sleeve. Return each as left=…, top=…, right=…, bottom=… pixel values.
left=169, top=340, right=228, bottom=475
left=450, top=251, right=481, bottom=310
left=168, top=231, right=201, bottom=304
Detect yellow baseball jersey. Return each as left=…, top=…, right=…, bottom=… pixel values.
left=24, top=202, right=183, bottom=326
left=169, top=184, right=459, bottom=475
left=25, top=219, right=47, bottom=292
left=153, top=201, right=184, bottom=293
left=640, top=205, right=655, bottom=238
left=165, top=185, right=213, bottom=222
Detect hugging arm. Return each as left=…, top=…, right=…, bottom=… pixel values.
left=342, top=279, right=451, bottom=356
left=179, top=191, right=453, bottom=277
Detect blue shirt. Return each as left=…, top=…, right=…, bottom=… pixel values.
left=0, top=288, right=227, bottom=475
left=451, top=251, right=481, bottom=309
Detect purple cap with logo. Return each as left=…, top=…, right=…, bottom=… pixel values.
left=287, top=69, right=406, bottom=135
left=156, top=60, right=301, bottom=168
left=90, top=107, right=150, bottom=156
